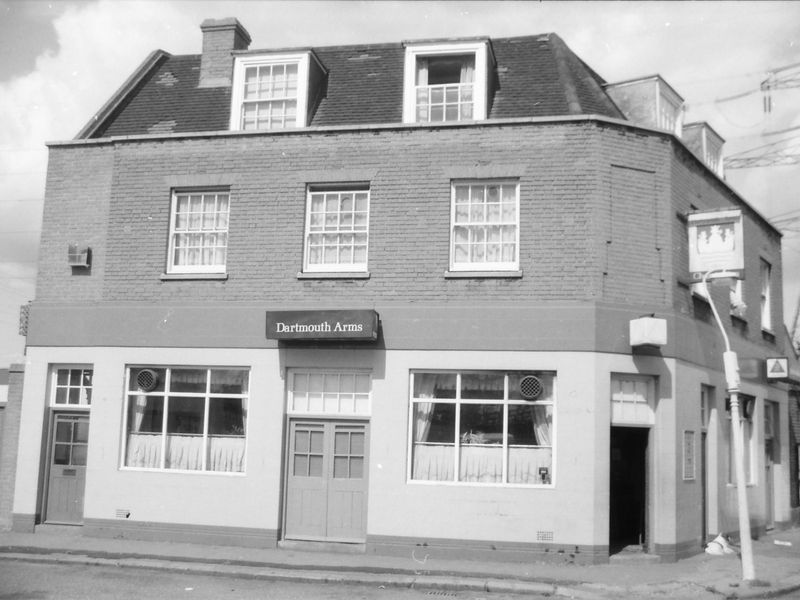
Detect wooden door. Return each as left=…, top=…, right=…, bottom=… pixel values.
left=46, top=414, right=89, bottom=524
left=285, top=420, right=368, bottom=542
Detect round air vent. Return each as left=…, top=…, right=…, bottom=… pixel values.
left=136, top=369, right=158, bottom=392
left=519, top=375, right=543, bottom=400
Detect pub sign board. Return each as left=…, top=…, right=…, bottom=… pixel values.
left=687, top=208, right=744, bottom=281
left=266, top=310, right=379, bottom=341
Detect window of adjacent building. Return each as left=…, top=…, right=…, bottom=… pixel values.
left=51, top=367, right=93, bottom=407
left=450, top=180, right=519, bottom=272
left=304, top=186, right=370, bottom=273
left=123, top=367, right=248, bottom=473
left=409, top=370, right=555, bottom=485
left=729, top=278, right=746, bottom=319
left=760, top=259, right=772, bottom=331
left=167, top=189, right=229, bottom=274
left=230, top=53, right=315, bottom=130
left=402, top=41, right=490, bottom=124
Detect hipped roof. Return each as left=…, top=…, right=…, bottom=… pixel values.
left=80, top=33, right=624, bottom=139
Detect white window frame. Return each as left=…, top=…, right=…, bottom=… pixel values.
left=303, top=185, right=370, bottom=273
left=683, top=429, right=696, bottom=480
left=286, top=369, right=372, bottom=417
left=121, top=366, right=249, bottom=474
left=760, top=258, right=772, bottom=332
left=402, top=41, right=489, bottom=124
left=230, top=52, right=312, bottom=130
left=407, top=370, right=556, bottom=487
left=610, top=374, right=656, bottom=425
left=167, top=188, right=230, bottom=275
left=50, top=365, right=93, bottom=408
left=449, top=179, right=520, bottom=272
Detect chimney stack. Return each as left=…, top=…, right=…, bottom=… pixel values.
left=199, top=18, right=251, bottom=88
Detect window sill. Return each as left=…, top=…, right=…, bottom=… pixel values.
left=297, top=271, right=370, bottom=280
left=730, top=313, right=748, bottom=325
left=160, top=273, right=228, bottom=281
left=444, top=270, right=523, bottom=279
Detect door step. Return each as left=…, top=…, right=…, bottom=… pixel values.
left=609, top=545, right=660, bottom=563
left=279, top=539, right=366, bottom=554
left=34, top=523, right=82, bottom=536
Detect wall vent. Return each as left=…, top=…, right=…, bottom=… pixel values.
left=135, top=369, right=158, bottom=392
left=115, top=509, right=131, bottom=519
left=519, top=375, right=543, bottom=400
left=536, top=530, right=554, bottom=542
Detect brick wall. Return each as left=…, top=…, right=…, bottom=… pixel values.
left=36, top=144, right=114, bottom=304
left=669, top=143, right=784, bottom=350
left=38, top=121, right=683, bottom=308
left=0, top=364, right=24, bottom=530
left=35, top=120, right=783, bottom=350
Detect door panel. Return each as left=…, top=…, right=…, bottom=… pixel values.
left=285, top=420, right=368, bottom=542
left=285, top=423, right=327, bottom=539
left=327, top=425, right=367, bottom=541
left=46, top=414, right=89, bottom=524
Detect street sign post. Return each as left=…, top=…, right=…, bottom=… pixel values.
left=688, top=208, right=755, bottom=582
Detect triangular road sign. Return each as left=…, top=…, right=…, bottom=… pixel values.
left=766, top=357, right=788, bottom=379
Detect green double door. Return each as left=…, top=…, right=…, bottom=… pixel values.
left=284, top=420, right=368, bottom=543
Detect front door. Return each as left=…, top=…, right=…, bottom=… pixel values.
left=285, top=420, right=368, bottom=542
left=45, top=413, right=89, bottom=524
left=610, top=426, right=648, bottom=553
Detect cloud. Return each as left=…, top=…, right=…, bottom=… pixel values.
left=1, top=0, right=799, bottom=364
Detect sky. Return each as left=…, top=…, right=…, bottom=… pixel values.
left=1, top=0, right=799, bottom=365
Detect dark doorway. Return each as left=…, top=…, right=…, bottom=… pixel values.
left=610, top=426, right=648, bottom=554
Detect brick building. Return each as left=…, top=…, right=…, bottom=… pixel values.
left=11, top=18, right=795, bottom=562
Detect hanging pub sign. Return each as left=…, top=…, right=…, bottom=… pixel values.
left=687, top=208, right=744, bottom=281
left=266, top=310, right=379, bottom=341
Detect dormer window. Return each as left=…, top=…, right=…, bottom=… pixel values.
left=230, top=52, right=325, bottom=131
left=403, top=40, right=491, bottom=124
left=605, top=75, right=684, bottom=137
left=416, top=55, right=474, bottom=122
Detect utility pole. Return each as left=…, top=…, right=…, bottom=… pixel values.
left=702, top=270, right=755, bottom=581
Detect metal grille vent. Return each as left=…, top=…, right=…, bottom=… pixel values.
left=536, top=530, right=554, bottom=542
left=136, top=369, right=158, bottom=392
left=519, top=375, right=543, bottom=400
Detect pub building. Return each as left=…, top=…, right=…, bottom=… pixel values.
left=10, top=18, right=793, bottom=563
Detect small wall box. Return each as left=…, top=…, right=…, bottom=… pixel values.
left=67, top=244, right=91, bottom=268
left=629, top=317, right=667, bottom=347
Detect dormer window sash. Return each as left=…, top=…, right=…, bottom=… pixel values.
left=415, top=55, right=475, bottom=122
left=230, top=52, right=313, bottom=131
left=403, top=41, right=490, bottom=124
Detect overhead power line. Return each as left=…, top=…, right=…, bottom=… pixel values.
left=725, top=135, right=800, bottom=169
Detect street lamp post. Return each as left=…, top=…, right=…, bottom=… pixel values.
left=702, top=269, right=756, bottom=581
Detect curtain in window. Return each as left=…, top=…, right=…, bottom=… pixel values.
left=166, top=434, right=203, bottom=470
left=412, top=374, right=456, bottom=480
left=208, top=436, right=245, bottom=472
left=416, top=59, right=429, bottom=85
left=531, top=405, right=552, bottom=446
left=127, top=394, right=161, bottom=468
left=459, top=446, right=502, bottom=482
left=126, top=433, right=161, bottom=468
left=460, top=57, right=475, bottom=83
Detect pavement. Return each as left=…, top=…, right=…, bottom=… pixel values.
left=1, top=525, right=799, bottom=599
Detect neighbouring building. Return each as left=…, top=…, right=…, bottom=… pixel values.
left=10, top=18, right=796, bottom=563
